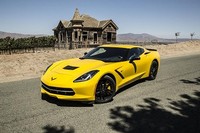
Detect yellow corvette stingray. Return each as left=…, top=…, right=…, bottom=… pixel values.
left=41, top=44, right=160, bottom=103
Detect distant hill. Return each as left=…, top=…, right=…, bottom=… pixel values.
left=116, top=33, right=197, bottom=43
left=117, top=33, right=167, bottom=42
left=0, top=31, right=47, bottom=39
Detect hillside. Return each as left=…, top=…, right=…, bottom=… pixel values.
left=116, top=33, right=195, bottom=42
left=0, top=31, right=47, bottom=38
left=117, top=33, right=163, bottom=42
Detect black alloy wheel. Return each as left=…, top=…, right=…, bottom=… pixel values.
left=95, top=75, right=116, bottom=103
left=148, top=60, right=158, bottom=80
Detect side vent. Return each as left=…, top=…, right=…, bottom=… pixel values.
left=63, top=65, right=79, bottom=70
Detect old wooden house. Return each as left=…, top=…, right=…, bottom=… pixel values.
left=53, top=8, right=118, bottom=49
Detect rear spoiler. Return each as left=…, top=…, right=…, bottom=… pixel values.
left=146, top=48, right=157, bottom=51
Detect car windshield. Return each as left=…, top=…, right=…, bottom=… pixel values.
left=81, top=47, right=130, bottom=62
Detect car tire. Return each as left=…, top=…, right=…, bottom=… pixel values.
left=95, top=75, right=116, bottom=103
left=148, top=60, right=158, bottom=80
left=41, top=93, right=47, bottom=100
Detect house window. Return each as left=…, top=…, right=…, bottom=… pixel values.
left=75, top=31, right=78, bottom=39
left=82, top=32, right=88, bottom=41
left=94, top=33, right=97, bottom=43
left=60, top=33, right=63, bottom=42
left=107, top=32, right=112, bottom=42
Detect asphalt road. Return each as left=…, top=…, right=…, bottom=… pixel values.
left=0, top=54, right=200, bottom=133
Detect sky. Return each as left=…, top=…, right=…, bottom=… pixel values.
left=0, top=0, right=200, bottom=39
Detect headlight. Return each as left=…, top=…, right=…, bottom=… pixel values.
left=43, top=64, right=52, bottom=75
left=74, top=70, right=99, bottom=82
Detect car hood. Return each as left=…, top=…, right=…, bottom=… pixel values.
left=50, top=58, right=108, bottom=76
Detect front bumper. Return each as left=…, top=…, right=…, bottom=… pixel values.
left=41, top=81, right=96, bottom=101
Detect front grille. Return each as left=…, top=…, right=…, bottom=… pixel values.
left=42, top=82, right=75, bottom=96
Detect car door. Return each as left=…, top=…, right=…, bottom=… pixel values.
left=116, top=48, right=146, bottom=88
left=115, top=60, right=135, bottom=88
left=130, top=48, right=149, bottom=76
left=124, top=48, right=148, bottom=78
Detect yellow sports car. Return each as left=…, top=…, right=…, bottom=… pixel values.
left=41, top=44, right=160, bottom=103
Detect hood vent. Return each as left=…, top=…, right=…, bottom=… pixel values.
left=63, top=65, right=79, bottom=70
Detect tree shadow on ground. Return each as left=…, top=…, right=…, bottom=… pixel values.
left=108, top=78, right=200, bottom=133
left=180, top=77, right=200, bottom=85
left=42, top=125, right=75, bottom=133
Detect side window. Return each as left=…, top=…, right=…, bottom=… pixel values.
left=128, top=48, right=144, bottom=59
left=128, top=48, right=139, bottom=59
left=138, top=48, right=144, bottom=55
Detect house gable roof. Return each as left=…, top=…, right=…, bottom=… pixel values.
left=100, top=19, right=119, bottom=30
left=61, top=20, right=70, bottom=28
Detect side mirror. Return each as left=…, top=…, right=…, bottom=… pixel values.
left=129, top=55, right=140, bottom=63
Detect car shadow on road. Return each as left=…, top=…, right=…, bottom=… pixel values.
left=42, top=94, right=93, bottom=107
left=108, top=77, right=200, bottom=133
left=42, top=124, right=75, bottom=133
left=115, top=78, right=147, bottom=95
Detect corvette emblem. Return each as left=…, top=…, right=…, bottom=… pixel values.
left=51, top=77, right=57, bottom=81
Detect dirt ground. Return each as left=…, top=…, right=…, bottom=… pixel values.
left=0, top=40, right=200, bottom=83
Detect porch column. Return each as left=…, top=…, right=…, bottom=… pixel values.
left=58, top=31, right=61, bottom=43
left=71, top=31, right=75, bottom=49
left=72, top=31, right=75, bottom=42
left=80, top=30, right=83, bottom=42
left=65, top=31, right=68, bottom=49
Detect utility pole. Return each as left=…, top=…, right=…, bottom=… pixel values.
left=175, top=32, right=180, bottom=43
left=190, top=33, right=195, bottom=41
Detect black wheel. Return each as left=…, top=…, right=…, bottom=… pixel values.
left=148, top=60, right=158, bottom=80
left=95, top=75, right=116, bottom=103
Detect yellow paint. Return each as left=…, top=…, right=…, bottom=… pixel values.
left=41, top=44, right=160, bottom=102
